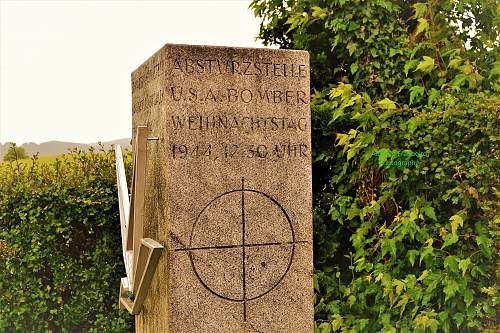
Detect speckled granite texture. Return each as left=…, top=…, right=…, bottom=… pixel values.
left=132, top=43, right=313, bottom=333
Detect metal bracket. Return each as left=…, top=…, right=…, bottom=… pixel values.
left=119, top=238, right=162, bottom=314
left=115, top=125, right=163, bottom=315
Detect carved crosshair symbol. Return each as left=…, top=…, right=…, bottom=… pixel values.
left=175, top=177, right=306, bottom=321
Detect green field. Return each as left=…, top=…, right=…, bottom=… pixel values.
left=1, top=151, right=132, bottom=169
left=1, top=155, right=60, bottom=167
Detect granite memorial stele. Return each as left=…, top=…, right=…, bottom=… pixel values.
left=116, top=43, right=313, bottom=333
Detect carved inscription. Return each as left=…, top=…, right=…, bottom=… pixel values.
left=171, top=143, right=308, bottom=161
left=172, top=58, right=307, bottom=77
left=133, top=89, right=165, bottom=114
left=132, top=56, right=167, bottom=90
left=131, top=53, right=311, bottom=164
left=132, top=57, right=307, bottom=90
left=169, top=87, right=307, bottom=104
left=171, top=114, right=308, bottom=132
left=132, top=87, right=307, bottom=114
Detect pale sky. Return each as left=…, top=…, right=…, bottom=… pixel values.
left=0, top=0, right=265, bottom=144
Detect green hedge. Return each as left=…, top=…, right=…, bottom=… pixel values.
left=0, top=149, right=133, bottom=332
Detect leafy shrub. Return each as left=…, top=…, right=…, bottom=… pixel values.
left=0, top=148, right=133, bottom=332
left=251, top=0, right=499, bottom=331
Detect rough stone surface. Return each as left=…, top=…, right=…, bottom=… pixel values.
left=132, top=43, right=313, bottom=333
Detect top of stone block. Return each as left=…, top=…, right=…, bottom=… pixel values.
left=132, top=42, right=309, bottom=75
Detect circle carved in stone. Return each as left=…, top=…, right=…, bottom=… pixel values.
left=178, top=178, right=301, bottom=321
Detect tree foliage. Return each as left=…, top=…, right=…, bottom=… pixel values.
left=251, top=0, right=499, bottom=331
left=0, top=149, right=133, bottom=332
left=3, top=143, right=28, bottom=162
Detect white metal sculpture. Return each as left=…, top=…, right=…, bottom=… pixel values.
left=115, top=125, right=163, bottom=315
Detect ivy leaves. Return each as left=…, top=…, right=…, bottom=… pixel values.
left=416, top=56, right=435, bottom=73
left=251, top=0, right=499, bottom=331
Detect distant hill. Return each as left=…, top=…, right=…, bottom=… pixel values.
left=0, top=138, right=131, bottom=160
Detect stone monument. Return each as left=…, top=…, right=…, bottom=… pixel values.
left=117, top=43, right=313, bottom=332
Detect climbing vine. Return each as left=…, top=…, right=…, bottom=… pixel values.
left=251, top=0, right=499, bottom=331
